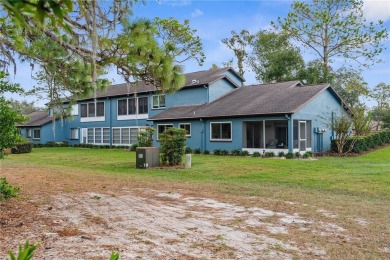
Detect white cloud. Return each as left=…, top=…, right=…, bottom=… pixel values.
left=159, top=0, right=191, bottom=7
left=362, top=0, right=390, bottom=22
left=191, top=9, right=203, bottom=18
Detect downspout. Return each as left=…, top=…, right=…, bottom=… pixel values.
left=200, top=118, right=206, bottom=151
left=204, top=85, right=209, bottom=103
left=285, top=114, right=293, bottom=153
left=109, top=98, right=112, bottom=146
left=331, top=111, right=334, bottom=139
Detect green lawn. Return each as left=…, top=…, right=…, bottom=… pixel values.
left=2, top=146, right=390, bottom=258
left=4, top=146, right=390, bottom=200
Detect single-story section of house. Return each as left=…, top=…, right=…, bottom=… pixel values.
left=150, top=81, right=346, bottom=153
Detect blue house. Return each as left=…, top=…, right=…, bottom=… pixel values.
left=18, top=67, right=346, bottom=153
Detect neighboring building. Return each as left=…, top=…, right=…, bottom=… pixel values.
left=16, top=111, right=65, bottom=144
left=18, top=67, right=346, bottom=153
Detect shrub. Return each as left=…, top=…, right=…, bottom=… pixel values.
left=193, top=148, right=201, bottom=154
left=230, top=149, right=242, bottom=156
left=264, top=151, right=275, bottom=158
left=241, top=150, right=250, bottom=156
left=213, top=149, right=221, bottom=155
left=278, top=151, right=285, bottom=157
left=137, top=127, right=155, bottom=147
left=130, top=143, right=138, bottom=151
left=203, top=149, right=210, bottom=155
left=252, top=151, right=261, bottom=157
left=0, top=177, right=19, bottom=201
left=303, top=151, right=313, bottom=158
left=220, top=149, right=229, bottom=156
left=11, top=142, right=33, bottom=154
left=295, top=152, right=301, bottom=158
left=185, top=147, right=192, bottom=154
left=8, top=240, right=37, bottom=260
left=285, top=152, right=294, bottom=159
left=158, top=128, right=187, bottom=166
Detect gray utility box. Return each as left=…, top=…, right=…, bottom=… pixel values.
left=136, top=147, right=160, bottom=169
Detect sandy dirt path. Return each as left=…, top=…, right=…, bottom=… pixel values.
left=1, top=188, right=354, bottom=259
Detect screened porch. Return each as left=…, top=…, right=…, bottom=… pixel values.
left=242, top=120, right=312, bottom=154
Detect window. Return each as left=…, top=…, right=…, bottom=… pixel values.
left=84, top=128, right=110, bottom=144
left=128, top=98, right=136, bottom=114
left=157, top=124, right=173, bottom=139
left=179, top=123, right=191, bottom=137
left=118, top=99, right=127, bottom=115
left=211, top=122, right=232, bottom=141
left=112, top=127, right=143, bottom=145
left=152, top=94, right=165, bottom=109
left=70, top=128, right=79, bottom=140
left=80, top=101, right=105, bottom=118
left=117, top=97, right=148, bottom=117
left=138, top=97, right=148, bottom=114
left=27, top=129, right=31, bottom=138
left=33, top=129, right=41, bottom=139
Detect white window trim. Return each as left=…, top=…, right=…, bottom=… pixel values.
left=80, top=116, right=105, bottom=123
left=27, top=129, right=31, bottom=138
left=178, top=123, right=191, bottom=137
left=80, top=101, right=105, bottom=120
left=71, top=104, right=79, bottom=116
left=157, top=124, right=173, bottom=140
left=33, top=128, right=41, bottom=140
left=70, top=128, right=79, bottom=140
left=151, top=94, right=166, bottom=110
left=112, top=126, right=145, bottom=146
left=117, top=97, right=148, bottom=120
left=210, top=121, right=232, bottom=142
left=83, top=127, right=110, bottom=145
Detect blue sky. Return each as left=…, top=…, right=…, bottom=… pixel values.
left=6, top=0, right=390, bottom=107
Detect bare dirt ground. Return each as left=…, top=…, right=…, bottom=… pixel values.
left=0, top=164, right=387, bottom=259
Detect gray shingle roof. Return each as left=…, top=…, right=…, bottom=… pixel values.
left=16, top=111, right=53, bottom=127
left=150, top=81, right=332, bottom=121
left=75, top=67, right=241, bottom=101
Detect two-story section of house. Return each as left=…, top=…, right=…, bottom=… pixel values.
left=18, top=67, right=244, bottom=147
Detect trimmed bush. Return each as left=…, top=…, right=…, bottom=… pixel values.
left=137, top=127, right=155, bottom=147
left=193, top=148, right=201, bottom=154
left=213, top=149, right=221, bottom=155
left=158, top=128, right=187, bottom=166
left=278, top=151, right=285, bottom=157
left=264, top=151, right=275, bottom=158
left=241, top=150, right=250, bottom=156
left=231, top=149, right=242, bottom=156
left=220, top=149, right=229, bottom=156
left=286, top=152, right=294, bottom=159
left=203, top=149, right=210, bottom=155
left=295, top=152, right=301, bottom=158
left=331, top=130, right=390, bottom=154
left=130, top=143, right=138, bottom=151
left=11, top=142, right=33, bottom=154
left=185, top=147, right=193, bottom=154
left=252, top=151, right=261, bottom=157
left=303, top=151, right=313, bottom=158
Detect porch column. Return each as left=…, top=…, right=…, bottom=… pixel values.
left=288, top=115, right=293, bottom=153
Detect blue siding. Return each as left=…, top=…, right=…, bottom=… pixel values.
left=20, top=118, right=65, bottom=144
left=208, top=78, right=236, bottom=102
left=223, top=69, right=243, bottom=87
left=293, top=88, right=343, bottom=152
left=166, top=87, right=208, bottom=107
